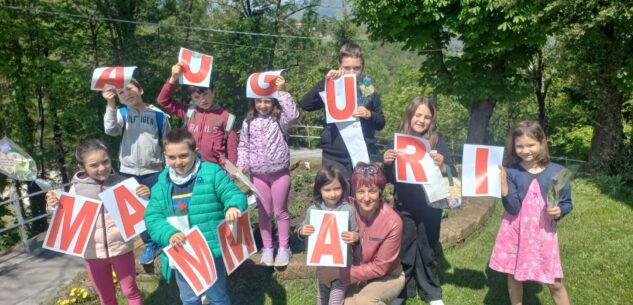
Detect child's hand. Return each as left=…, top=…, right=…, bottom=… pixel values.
left=429, top=150, right=444, bottom=167
left=341, top=231, right=359, bottom=244
left=353, top=105, right=372, bottom=119
left=170, top=63, right=184, bottom=84
left=499, top=165, right=509, bottom=197
left=136, top=184, right=150, bottom=198
left=225, top=207, right=241, bottom=222
left=169, top=232, right=186, bottom=247
left=325, top=69, right=344, bottom=79
left=547, top=206, right=562, bottom=220
left=383, top=149, right=397, bottom=165
left=275, top=76, right=286, bottom=93
left=45, top=191, right=60, bottom=208
left=102, top=88, right=116, bottom=106
left=300, top=224, right=315, bottom=237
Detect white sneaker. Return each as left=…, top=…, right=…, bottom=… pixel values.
left=429, top=300, right=445, bottom=305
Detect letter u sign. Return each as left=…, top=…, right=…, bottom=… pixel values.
left=324, top=75, right=357, bottom=123
left=179, top=48, right=213, bottom=87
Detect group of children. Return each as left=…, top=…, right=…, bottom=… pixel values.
left=44, top=41, right=572, bottom=305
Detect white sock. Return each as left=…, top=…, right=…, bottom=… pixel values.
left=429, top=300, right=445, bottom=305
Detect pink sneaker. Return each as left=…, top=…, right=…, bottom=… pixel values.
left=260, top=248, right=274, bottom=266
left=274, top=248, right=292, bottom=267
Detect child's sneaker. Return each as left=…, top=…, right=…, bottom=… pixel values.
left=429, top=300, right=445, bottom=305
left=139, top=242, right=160, bottom=265
left=260, top=248, right=274, bottom=266
left=274, top=247, right=292, bottom=267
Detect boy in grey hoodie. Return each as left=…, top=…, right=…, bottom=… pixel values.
left=103, top=78, right=171, bottom=264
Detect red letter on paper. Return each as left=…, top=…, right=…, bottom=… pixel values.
left=165, top=229, right=217, bottom=295
left=325, top=76, right=356, bottom=121
left=181, top=48, right=213, bottom=84
left=44, top=194, right=101, bottom=256
left=93, top=67, right=125, bottom=90
left=309, top=213, right=344, bottom=265
left=396, top=135, right=428, bottom=183
left=475, top=147, right=489, bottom=194
left=112, top=185, right=146, bottom=239
left=249, top=72, right=278, bottom=97
left=217, top=212, right=257, bottom=274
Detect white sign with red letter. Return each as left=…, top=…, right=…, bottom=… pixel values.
left=217, top=211, right=257, bottom=274
left=319, top=91, right=369, bottom=167
left=90, top=66, right=137, bottom=91
left=246, top=70, right=283, bottom=99
left=98, top=178, right=148, bottom=242
left=178, top=48, right=214, bottom=88
left=324, top=75, right=357, bottom=123
left=164, top=227, right=217, bottom=296
left=43, top=193, right=102, bottom=257
left=462, top=144, right=504, bottom=198
left=306, top=210, right=348, bottom=267
left=394, top=133, right=435, bottom=184
left=394, top=134, right=449, bottom=202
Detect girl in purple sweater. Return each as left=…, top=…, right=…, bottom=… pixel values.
left=237, top=77, right=299, bottom=267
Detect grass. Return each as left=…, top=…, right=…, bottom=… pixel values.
left=45, top=178, right=633, bottom=304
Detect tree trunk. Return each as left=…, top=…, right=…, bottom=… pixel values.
left=466, top=100, right=496, bottom=144
left=588, top=89, right=624, bottom=173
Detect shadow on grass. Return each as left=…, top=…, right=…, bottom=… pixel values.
left=142, top=276, right=181, bottom=305
left=436, top=246, right=487, bottom=290
left=229, top=260, right=287, bottom=305
left=481, top=264, right=544, bottom=305
left=586, top=175, right=633, bottom=209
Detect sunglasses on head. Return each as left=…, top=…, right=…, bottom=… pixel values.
left=355, top=165, right=378, bottom=175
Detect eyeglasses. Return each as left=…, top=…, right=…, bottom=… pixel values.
left=355, top=166, right=378, bottom=175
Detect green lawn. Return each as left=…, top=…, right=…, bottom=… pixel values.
left=47, top=178, right=633, bottom=305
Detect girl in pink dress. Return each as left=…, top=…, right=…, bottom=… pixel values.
left=490, top=120, right=573, bottom=305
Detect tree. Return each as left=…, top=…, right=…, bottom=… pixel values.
left=553, top=0, right=632, bottom=173
left=352, top=0, right=555, bottom=144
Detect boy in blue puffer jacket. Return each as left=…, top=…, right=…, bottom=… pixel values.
left=145, top=128, right=247, bottom=305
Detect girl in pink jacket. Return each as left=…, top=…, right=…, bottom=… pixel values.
left=237, top=76, right=299, bottom=267
left=46, top=139, right=148, bottom=305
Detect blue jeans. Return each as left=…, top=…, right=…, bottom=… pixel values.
left=174, top=258, right=230, bottom=305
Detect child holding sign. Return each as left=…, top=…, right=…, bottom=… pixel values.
left=158, top=63, right=238, bottom=165
left=297, top=164, right=358, bottom=305
left=490, top=121, right=572, bottom=305
left=45, top=139, right=147, bottom=305
left=144, top=129, right=247, bottom=305
left=300, top=42, right=385, bottom=178
left=102, top=78, right=170, bottom=264
left=237, top=76, right=299, bottom=267
left=382, top=96, right=452, bottom=305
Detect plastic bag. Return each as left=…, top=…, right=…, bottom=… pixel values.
left=0, top=137, right=37, bottom=181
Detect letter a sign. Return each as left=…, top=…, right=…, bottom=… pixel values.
left=246, top=70, right=283, bottom=99
left=307, top=210, right=348, bottom=267
left=394, top=133, right=435, bottom=184
left=91, top=66, right=137, bottom=91
left=179, top=47, right=213, bottom=88
left=43, top=193, right=102, bottom=257
left=98, top=178, right=148, bottom=241
left=461, top=144, right=504, bottom=198
left=324, top=75, right=357, bottom=123
left=164, top=227, right=217, bottom=296
left=217, top=211, right=257, bottom=274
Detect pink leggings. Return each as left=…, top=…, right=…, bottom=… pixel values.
left=85, top=251, right=143, bottom=305
left=252, top=169, right=291, bottom=249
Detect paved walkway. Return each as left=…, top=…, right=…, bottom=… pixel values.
left=0, top=235, right=85, bottom=305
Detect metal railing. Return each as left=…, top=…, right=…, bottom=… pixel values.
left=0, top=183, right=71, bottom=252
